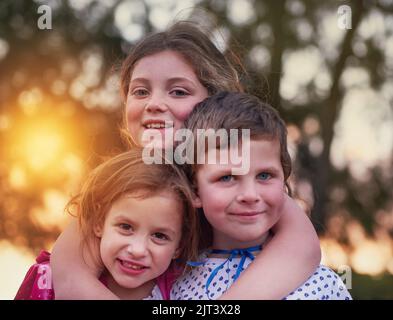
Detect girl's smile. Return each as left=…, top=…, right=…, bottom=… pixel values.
left=116, top=258, right=149, bottom=276
left=95, top=190, right=183, bottom=299
left=126, top=50, right=208, bottom=146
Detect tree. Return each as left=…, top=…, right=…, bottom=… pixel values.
left=0, top=0, right=392, bottom=253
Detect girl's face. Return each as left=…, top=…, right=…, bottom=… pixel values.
left=126, top=50, right=208, bottom=147
left=194, top=139, right=285, bottom=250
left=95, top=191, right=183, bottom=297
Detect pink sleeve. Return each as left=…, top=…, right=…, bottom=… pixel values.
left=155, top=263, right=183, bottom=300
left=14, top=250, right=55, bottom=300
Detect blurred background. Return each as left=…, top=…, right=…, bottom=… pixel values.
left=0, top=0, right=392, bottom=299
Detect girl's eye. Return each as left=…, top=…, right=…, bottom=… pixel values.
left=132, top=88, right=149, bottom=97
left=219, top=175, right=234, bottom=182
left=153, top=233, right=169, bottom=241
left=170, top=89, right=189, bottom=97
left=257, top=172, right=271, bottom=181
left=118, top=223, right=132, bottom=232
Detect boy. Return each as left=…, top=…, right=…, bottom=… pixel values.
left=171, top=92, right=351, bottom=300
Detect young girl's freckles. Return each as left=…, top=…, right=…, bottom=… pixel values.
left=126, top=50, right=208, bottom=146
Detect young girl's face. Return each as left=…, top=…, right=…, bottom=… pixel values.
left=126, top=50, right=208, bottom=146
left=95, top=190, right=183, bottom=293
left=194, top=139, right=286, bottom=250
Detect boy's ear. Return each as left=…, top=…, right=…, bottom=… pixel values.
left=191, top=182, right=202, bottom=208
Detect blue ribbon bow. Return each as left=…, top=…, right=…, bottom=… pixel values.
left=187, top=245, right=262, bottom=298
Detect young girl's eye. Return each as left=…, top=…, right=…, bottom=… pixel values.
left=170, top=89, right=189, bottom=97
left=118, top=223, right=132, bottom=232
left=132, top=88, right=149, bottom=97
left=152, top=232, right=169, bottom=241
left=219, top=175, right=234, bottom=182
left=257, top=172, right=271, bottom=181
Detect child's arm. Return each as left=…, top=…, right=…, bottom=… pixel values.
left=219, top=194, right=321, bottom=300
left=50, top=218, right=119, bottom=300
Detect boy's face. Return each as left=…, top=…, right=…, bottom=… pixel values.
left=194, top=138, right=285, bottom=249
left=95, top=191, right=182, bottom=295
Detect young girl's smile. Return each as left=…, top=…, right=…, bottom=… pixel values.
left=95, top=190, right=183, bottom=299
left=126, top=50, right=208, bottom=146
left=194, top=139, right=286, bottom=250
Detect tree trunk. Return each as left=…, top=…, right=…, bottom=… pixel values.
left=313, top=0, right=366, bottom=232
left=267, top=0, right=286, bottom=115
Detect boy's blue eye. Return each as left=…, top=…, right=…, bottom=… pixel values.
left=257, top=172, right=271, bottom=180
left=219, top=175, right=233, bottom=182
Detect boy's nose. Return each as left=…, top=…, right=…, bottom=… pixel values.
left=236, top=182, right=261, bottom=203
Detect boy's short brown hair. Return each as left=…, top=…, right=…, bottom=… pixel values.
left=182, top=92, right=292, bottom=249
left=183, top=91, right=292, bottom=185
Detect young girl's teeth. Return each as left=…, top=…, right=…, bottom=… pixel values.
left=122, top=261, right=144, bottom=270
left=148, top=124, right=162, bottom=129
left=146, top=123, right=171, bottom=129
